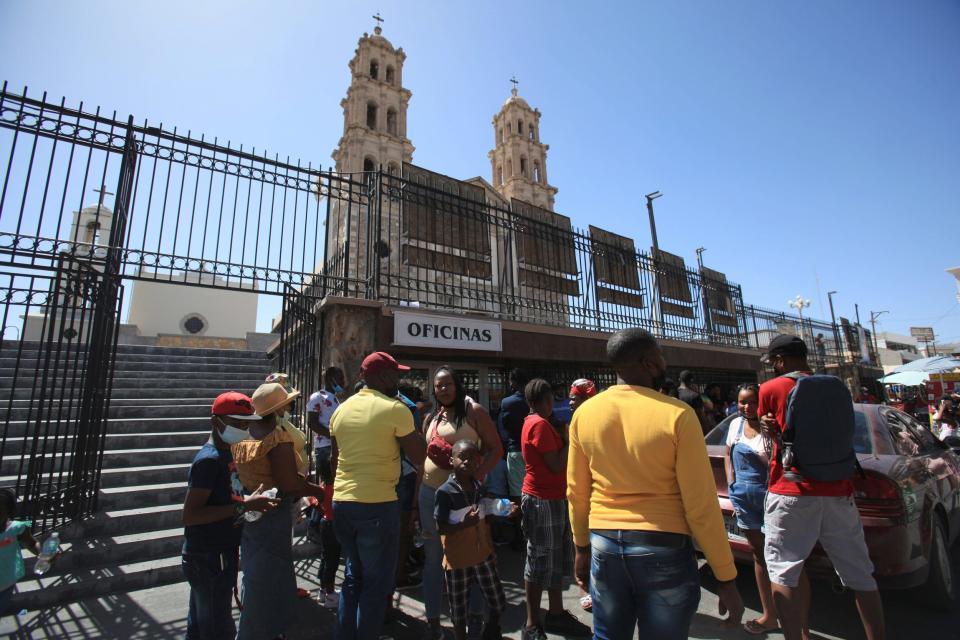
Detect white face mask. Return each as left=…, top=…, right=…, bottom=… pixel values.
left=216, top=418, right=252, bottom=444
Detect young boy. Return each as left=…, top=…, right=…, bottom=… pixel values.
left=520, top=379, right=590, bottom=640
left=435, top=439, right=511, bottom=640
left=181, top=392, right=278, bottom=640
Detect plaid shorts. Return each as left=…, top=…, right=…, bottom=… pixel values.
left=521, top=493, right=573, bottom=588
left=444, top=555, right=507, bottom=626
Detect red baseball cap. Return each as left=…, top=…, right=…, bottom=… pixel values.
left=211, top=391, right=262, bottom=420
left=361, top=351, right=410, bottom=375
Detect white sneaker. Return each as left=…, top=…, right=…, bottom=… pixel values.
left=322, top=590, right=340, bottom=609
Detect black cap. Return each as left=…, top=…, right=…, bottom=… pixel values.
left=761, top=334, right=808, bottom=363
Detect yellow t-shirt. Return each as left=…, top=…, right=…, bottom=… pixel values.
left=330, top=388, right=415, bottom=503
left=567, top=385, right=737, bottom=582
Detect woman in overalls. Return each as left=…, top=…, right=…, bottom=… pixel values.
left=724, top=383, right=777, bottom=635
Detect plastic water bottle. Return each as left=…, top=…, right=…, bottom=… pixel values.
left=243, top=488, right=279, bottom=522
left=34, top=532, right=60, bottom=576
left=482, top=498, right=512, bottom=517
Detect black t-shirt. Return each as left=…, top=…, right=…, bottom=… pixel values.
left=183, top=442, right=244, bottom=553
left=678, top=387, right=704, bottom=411
left=498, top=392, right=529, bottom=453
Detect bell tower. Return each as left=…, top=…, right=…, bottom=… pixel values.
left=332, top=18, right=414, bottom=174
left=488, top=81, right=557, bottom=210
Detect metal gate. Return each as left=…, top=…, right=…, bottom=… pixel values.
left=272, top=284, right=321, bottom=428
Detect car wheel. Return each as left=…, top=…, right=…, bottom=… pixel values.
left=922, top=517, right=955, bottom=610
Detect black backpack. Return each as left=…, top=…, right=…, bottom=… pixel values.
left=781, top=372, right=859, bottom=482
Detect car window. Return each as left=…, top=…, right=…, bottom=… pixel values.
left=894, top=408, right=946, bottom=453
left=853, top=410, right=876, bottom=454
left=704, top=414, right=737, bottom=445
left=883, top=408, right=922, bottom=457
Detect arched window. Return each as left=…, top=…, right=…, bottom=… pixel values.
left=529, top=127, right=535, bottom=141
left=520, top=156, right=527, bottom=177
left=366, top=103, right=378, bottom=129
left=385, top=66, right=395, bottom=84
left=518, top=120, right=524, bottom=134
left=369, top=60, right=379, bottom=79
left=498, top=128, right=504, bottom=144
left=386, top=108, right=397, bottom=135
left=387, top=162, right=398, bottom=175
left=496, top=166, right=503, bottom=186
left=507, top=159, right=513, bottom=177
left=533, top=162, right=541, bottom=183
left=363, top=157, right=376, bottom=173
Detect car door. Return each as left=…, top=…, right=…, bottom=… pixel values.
left=891, top=409, right=960, bottom=536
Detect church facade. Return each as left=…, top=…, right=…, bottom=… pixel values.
left=318, top=24, right=762, bottom=410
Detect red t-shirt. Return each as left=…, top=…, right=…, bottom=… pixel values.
left=521, top=415, right=566, bottom=500
left=322, top=483, right=334, bottom=521
left=759, top=373, right=853, bottom=497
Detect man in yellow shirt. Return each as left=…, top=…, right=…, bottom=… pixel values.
left=567, top=328, right=744, bottom=639
left=330, top=351, right=427, bottom=640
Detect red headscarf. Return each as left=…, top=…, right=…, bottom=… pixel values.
left=569, top=378, right=598, bottom=399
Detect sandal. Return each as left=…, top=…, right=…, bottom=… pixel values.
left=579, top=594, right=592, bottom=612
left=744, top=619, right=779, bottom=635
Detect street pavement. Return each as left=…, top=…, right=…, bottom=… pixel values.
left=3, top=540, right=959, bottom=639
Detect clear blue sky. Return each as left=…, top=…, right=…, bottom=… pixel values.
left=2, top=1, right=958, bottom=341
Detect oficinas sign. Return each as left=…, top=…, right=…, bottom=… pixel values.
left=393, top=311, right=503, bottom=352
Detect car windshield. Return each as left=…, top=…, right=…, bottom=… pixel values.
left=704, top=408, right=876, bottom=454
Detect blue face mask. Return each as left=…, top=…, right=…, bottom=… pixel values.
left=332, top=383, right=343, bottom=394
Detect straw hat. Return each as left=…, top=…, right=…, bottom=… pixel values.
left=251, top=382, right=301, bottom=416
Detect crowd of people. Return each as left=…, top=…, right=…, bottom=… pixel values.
left=179, top=329, right=888, bottom=640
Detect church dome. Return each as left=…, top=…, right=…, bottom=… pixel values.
left=368, top=26, right=394, bottom=49
left=503, top=87, right=530, bottom=110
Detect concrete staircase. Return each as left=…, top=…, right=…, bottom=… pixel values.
left=0, top=343, right=317, bottom=614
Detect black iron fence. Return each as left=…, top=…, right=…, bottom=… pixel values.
left=321, top=166, right=749, bottom=346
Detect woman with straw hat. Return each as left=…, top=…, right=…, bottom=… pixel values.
left=232, top=382, right=326, bottom=640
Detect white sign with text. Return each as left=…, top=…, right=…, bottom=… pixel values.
left=393, top=311, right=503, bottom=352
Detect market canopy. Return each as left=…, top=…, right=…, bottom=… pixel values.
left=879, top=371, right=929, bottom=386
left=890, top=355, right=960, bottom=373
left=879, top=355, right=960, bottom=385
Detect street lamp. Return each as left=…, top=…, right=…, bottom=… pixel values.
left=788, top=294, right=811, bottom=342
left=645, top=191, right=662, bottom=255
left=695, top=247, right=706, bottom=270
left=869, top=310, right=888, bottom=366
left=788, top=294, right=811, bottom=319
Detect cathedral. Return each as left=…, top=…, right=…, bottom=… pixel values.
left=324, top=23, right=577, bottom=327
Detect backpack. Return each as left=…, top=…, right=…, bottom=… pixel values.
left=781, top=372, right=859, bottom=482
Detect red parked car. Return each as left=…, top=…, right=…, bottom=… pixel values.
left=705, top=403, right=960, bottom=609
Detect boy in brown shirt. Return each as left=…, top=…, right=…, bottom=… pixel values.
left=434, top=439, right=514, bottom=640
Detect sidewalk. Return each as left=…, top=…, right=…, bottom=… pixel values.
left=0, top=542, right=747, bottom=639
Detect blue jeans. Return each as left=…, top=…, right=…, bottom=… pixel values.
left=333, top=500, right=401, bottom=640
left=590, top=530, right=701, bottom=640
left=182, top=550, right=238, bottom=640
left=238, top=502, right=297, bottom=640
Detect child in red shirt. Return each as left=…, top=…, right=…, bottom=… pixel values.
left=519, top=379, right=589, bottom=640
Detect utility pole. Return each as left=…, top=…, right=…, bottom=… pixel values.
left=827, top=291, right=841, bottom=361
left=854, top=303, right=861, bottom=326
left=645, top=191, right=662, bottom=256
left=869, top=310, right=888, bottom=366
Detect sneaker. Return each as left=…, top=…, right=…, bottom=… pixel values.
left=543, top=610, right=591, bottom=637
left=521, top=625, right=547, bottom=640
left=321, top=590, right=339, bottom=609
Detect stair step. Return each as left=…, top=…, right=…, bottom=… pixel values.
left=5, top=538, right=322, bottom=615
left=0, top=416, right=214, bottom=438
left=0, top=446, right=198, bottom=475
left=0, top=342, right=271, bottom=359
left=0, top=403, right=214, bottom=422
left=0, top=432, right=208, bottom=456
left=100, top=463, right=192, bottom=488
left=99, top=482, right=187, bottom=510
left=0, top=387, right=241, bottom=400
